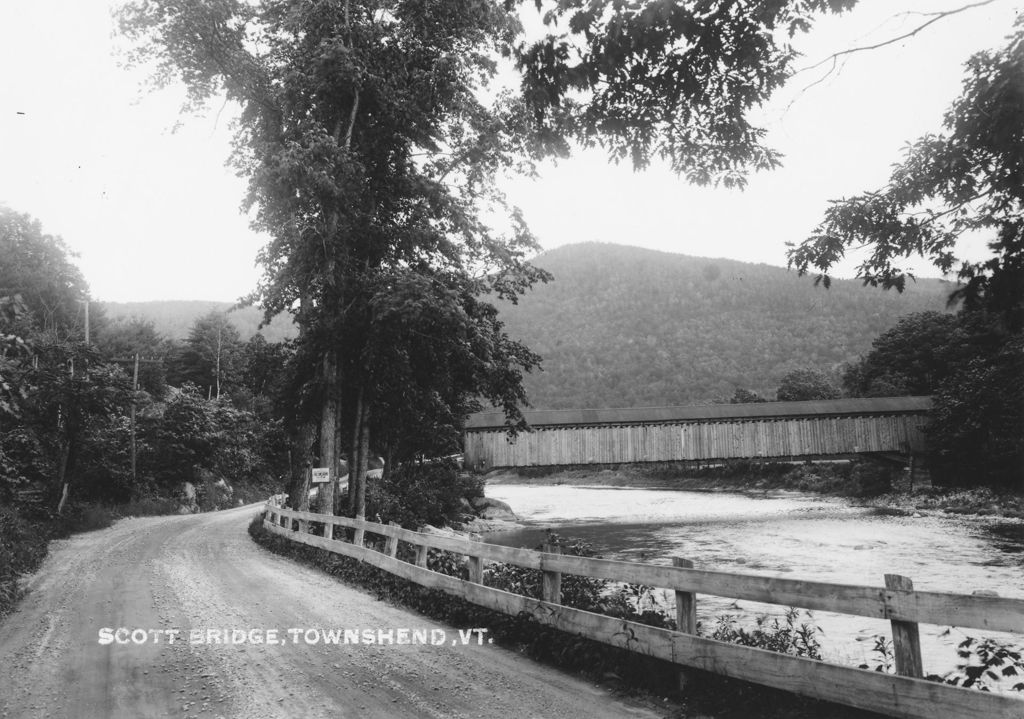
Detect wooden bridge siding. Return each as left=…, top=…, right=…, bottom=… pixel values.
left=465, top=413, right=928, bottom=469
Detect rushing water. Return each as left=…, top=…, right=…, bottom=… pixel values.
left=484, top=484, right=1024, bottom=676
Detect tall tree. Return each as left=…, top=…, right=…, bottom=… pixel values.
left=788, top=20, right=1024, bottom=488
left=928, top=334, right=1024, bottom=490
left=171, top=310, right=243, bottom=399
left=0, top=206, right=91, bottom=339
left=95, top=316, right=169, bottom=397
left=787, top=20, right=1024, bottom=329
left=0, top=296, right=38, bottom=502
left=240, top=334, right=292, bottom=402
left=96, top=316, right=164, bottom=359
left=18, top=341, right=131, bottom=511
left=117, top=0, right=864, bottom=515
left=365, top=267, right=542, bottom=470
left=840, top=311, right=991, bottom=398
left=514, top=0, right=855, bottom=186
left=0, top=209, right=129, bottom=508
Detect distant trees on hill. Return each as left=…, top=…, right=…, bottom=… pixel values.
left=101, top=301, right=296, bottom=343
left=101, top=244, right=955, bottom=414
left=168, top=310, right=243, bottom=399
left=494, top=243, right=952, bottom=409
left=1, top=207, right=290, bottom=512
left=730, top=388, right=767, bottom=404
left=775, top=369, right=841, bottom=402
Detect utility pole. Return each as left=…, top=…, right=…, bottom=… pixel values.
left=130, top=353, right=139, bottom=481
left=215, top=323, right=222, bottom=399
left=83, top=300, right=89, bottom=344
left=112, top=356, right=161, bottom=483
left=59, top=299, right=89, bottom=516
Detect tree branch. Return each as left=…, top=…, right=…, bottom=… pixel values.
left=905, top=189, right=994, bottom=226
left=798, top=0, right=1003, bottom=76
left=343, top=89, right=360, bottom=149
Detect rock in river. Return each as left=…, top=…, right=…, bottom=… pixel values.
left=470, top=496, right=518, bottom=521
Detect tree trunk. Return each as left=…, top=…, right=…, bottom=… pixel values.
left=286, top=293, right=316, bottom=512
left=55, top=441, right=71, bottom=515
left=130, top=353, right=139, bottom=481
left=355, top=400, right=370, bottom=518
left=348, top=387, right=364, bottom=517
left=55, top=432, right=79, bottom=515
left=215, top=324, right=222, bottom=399
left=335, top=402, right=345, bottom=512
left=316, top=349, right=340, bottom=515
left=287, top=422, right=315, bottom=511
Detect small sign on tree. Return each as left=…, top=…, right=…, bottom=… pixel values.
left=311, top=467, right=331, bottom=483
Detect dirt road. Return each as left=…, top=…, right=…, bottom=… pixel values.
left=0, top=505, right=664, bottom=719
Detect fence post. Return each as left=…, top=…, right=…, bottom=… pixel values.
left=415, top=543, right=428, bottom=568
left=542, top=542, right=562, bottom=604
left=353, top=515, right=365, bottom=547
left=324, top=516, right=334, bottom=541
left=673, top=557, right=698, bottom=690
left=885, top=574, right=924, bottom=678
left=385, top=522, right=399, bottom=558
left=672, top=558, right=697, bottom=633
left=467, top=537, right=483, bottom=584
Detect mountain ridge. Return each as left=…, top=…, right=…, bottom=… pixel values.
left=101, top=243, right=955, bottom=408
left=494, top=242, right=954, bottom=408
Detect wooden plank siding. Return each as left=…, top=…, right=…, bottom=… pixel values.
left=465, top=412, right=929, bottom=470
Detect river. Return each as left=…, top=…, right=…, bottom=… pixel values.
left=484, top=483, right=1024, bottom=677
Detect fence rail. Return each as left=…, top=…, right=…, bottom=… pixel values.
left=261, top=501, right=1024, bottom=719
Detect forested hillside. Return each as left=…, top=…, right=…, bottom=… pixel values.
left=101, top=244, right=955, bottom=410
left=496, top=243, right=954, bottom=409
left=101, top=301, right=296, bottom=342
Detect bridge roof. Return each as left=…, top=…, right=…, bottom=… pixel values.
left=465, top=396, right=933, bottom=431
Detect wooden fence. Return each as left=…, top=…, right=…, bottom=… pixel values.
left=261, top=501, right=1024, bottom=719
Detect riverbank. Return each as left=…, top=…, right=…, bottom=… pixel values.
left=482, top=461, right=1024, bottom=523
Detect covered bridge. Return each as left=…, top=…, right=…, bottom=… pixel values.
left=464, top=396, right=932, bottom=470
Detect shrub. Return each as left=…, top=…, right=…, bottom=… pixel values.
left=0, top=506, right=48, bottom=616
left=946, top=637, right=1024, bottom=692
left=602, top=583, right=677, bottom=629
left=860, top=632, right=1024, bottom=693
left=706, top=608, right=823, bottom=659
left=485, top=533, right=607, bottom=612
left=364, top=460, right=481, bottom=528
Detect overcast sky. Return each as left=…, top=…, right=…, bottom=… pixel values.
left=0, top=1, right=1019, bottom=303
